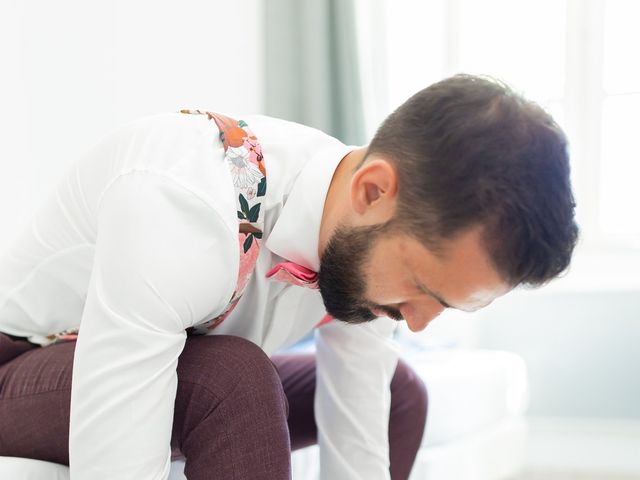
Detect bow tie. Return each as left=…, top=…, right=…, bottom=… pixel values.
left=266, top=262, right=333, bottom=326
left=266, top=262, right=320, bottom=289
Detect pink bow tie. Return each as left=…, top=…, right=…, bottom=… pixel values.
left=266, top=262, right=320, bottom=289
left=266, top=262, right=333, bottom=327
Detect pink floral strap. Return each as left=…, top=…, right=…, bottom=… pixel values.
left=180, top=110, right=267, bottom=333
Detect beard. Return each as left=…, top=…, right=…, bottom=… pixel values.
left=317, top=223, right=403, bottom=324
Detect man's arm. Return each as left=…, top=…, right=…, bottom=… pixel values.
left=69, top=171, right=237, bottom=479
left=314, top=316, right=398, bottom=480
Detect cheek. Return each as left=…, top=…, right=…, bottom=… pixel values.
left=364, top=266, right=413, bottom=305
left=363, top=238, right=415, bottom=303
left=363, top=256, right=388, bottom=293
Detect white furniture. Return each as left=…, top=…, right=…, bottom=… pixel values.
left=405, top=349, right=529, bottom=480
left=0, top=457, right=188, bottom=480
left=287, top=348, right=530, bottom=480
left=0, top=457, right=70, bottom=480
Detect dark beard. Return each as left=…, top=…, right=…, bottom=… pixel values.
left=317, top=223, right=402, bottom=324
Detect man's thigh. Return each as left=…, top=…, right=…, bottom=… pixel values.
left=0, top=334, right=292, bottom=468
left=0, top=337, right=74, bottom=465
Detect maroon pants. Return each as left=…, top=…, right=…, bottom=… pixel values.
left=0, top=333, right=427, bottom=479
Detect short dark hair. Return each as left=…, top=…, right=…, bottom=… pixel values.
left=365, top=74, right=578, bottom=287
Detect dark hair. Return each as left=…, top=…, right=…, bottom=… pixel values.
left=364, top=74, right=578, bottom=287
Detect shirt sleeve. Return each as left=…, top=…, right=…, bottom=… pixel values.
left=69, top=171, right=238, bottom=479
left=314, top=316, right=399, bottom=480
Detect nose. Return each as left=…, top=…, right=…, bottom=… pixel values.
left=400, top=303, right=445, bottom=332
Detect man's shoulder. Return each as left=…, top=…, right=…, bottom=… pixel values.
left=239, top=114, right=344, bottom=146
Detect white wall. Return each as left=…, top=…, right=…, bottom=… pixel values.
left=474, top=267, right=640, bottom=475
left=0, top=0, right=264, bottom=252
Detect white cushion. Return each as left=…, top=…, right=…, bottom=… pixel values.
left=0, top=457, right=69, bottom=480
left=289, top=417, right=528, bottom=480
left=0, top=458, right=187, bottom=479
left=404, top=348, right=529, bottom=446
left=410, top=416, right=528, bottom=480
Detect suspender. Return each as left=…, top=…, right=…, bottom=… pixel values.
left=180, top=110, right=267, bottom=333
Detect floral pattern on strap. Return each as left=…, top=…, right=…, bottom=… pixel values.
left=180, top=110, right=267, bottom=333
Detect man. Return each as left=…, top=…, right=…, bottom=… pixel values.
left=0, top=74, right=578, bottom=479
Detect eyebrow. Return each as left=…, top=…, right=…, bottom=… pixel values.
left=415, top=279, right=491, bottom=313
left=414, top=278, right=454, bottom=309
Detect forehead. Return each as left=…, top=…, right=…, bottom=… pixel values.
left=387, top=227, right=511, bottom=310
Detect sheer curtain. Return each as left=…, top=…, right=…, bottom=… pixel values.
left=264, top=0, right=366, bottom=145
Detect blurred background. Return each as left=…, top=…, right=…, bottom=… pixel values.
left=1, top=1, right=638, bottom=479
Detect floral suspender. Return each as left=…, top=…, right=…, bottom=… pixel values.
left=180, top=110, right=267, bottom=333
left=44, top=111, right=267, bottom=345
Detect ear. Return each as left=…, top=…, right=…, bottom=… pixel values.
left=350, top=158, right=398, bottom=220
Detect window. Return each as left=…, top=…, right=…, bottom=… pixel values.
left=357, top=0, right=640, bottom=251
left=601, top=0, right=640, bottom=244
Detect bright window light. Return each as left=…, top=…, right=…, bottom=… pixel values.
left=600, top=94, right=640, bottom=241
left=457, top=0, right=566, bottom=103
left=364, top=0, right=639, bottom=251
left=603, top=0, right=640, bottom=95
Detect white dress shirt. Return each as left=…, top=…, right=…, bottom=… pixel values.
left=0, top=112, right=399, bottom=479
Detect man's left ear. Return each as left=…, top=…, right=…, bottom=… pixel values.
left=350, top=158, right=398, bottom=219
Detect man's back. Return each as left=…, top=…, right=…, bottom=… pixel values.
left=0, top=111, right=342, bottom=348
left=0, top=112, right=233, bottom=344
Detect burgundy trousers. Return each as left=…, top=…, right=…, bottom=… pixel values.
left=0, top=333, right=427, bottom=479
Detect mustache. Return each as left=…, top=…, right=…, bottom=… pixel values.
left=370, top=304, right=404, bottom=321
left=318, top=281, right=376, bottom=324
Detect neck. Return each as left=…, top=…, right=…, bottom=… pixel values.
left=317, top=146, right=369, bottom=260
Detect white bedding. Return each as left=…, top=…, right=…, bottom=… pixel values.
left=406, top=349, right=529, bottom=446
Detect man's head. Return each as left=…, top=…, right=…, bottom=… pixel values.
left=317, top=74, right=578, bottom=331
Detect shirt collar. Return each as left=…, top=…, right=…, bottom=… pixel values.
left=265, top=143, right=355, bottom=272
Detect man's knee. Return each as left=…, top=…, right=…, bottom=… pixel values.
left=177, top=335, right=288, bottom=416
left=172, top=336, right=291, bottom=468
left=222, top=336, right=288, bottom=415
